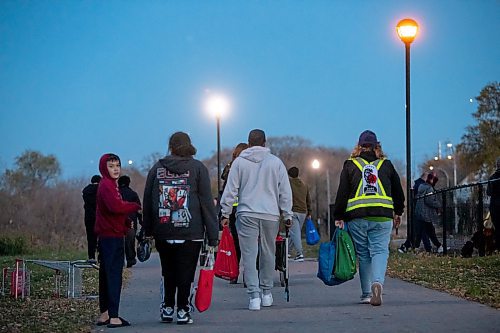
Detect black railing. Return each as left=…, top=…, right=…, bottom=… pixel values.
left=414, top=178, right=498, bottom=255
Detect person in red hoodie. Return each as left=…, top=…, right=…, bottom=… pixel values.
left=94, top=153, right=141, bottom=328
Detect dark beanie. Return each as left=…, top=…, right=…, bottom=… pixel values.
left=118, top=175, right=130, bottom=187
left=91, top=175, right=101, bottom=184
left=288, top=167, right=299, bottom=178
left=358, top=130, right=379, bottom=147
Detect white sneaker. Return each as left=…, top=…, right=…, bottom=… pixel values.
left=262, top=293, right=273, bottom=307
left=249, top=297, right=261, bottom=310
left=437, top=246, right=444, bottom=254
left=359, top=296, right=371, bottom=304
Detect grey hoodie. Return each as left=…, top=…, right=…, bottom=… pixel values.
left=220, top=146, right=293, bottom=221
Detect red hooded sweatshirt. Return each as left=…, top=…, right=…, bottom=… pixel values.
left=94, top=153, right=141, bottom=238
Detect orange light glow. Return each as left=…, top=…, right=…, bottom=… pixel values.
left=396, top=18, right=418, bottom=44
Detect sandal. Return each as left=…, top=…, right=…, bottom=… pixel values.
left=96, top=319, right=110, bottom=326
left=107, top=317, right=131, bottom=328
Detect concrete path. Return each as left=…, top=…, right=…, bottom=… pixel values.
left=94, top=253, right=499, bottom=333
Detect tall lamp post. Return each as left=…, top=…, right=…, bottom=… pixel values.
left=396, top=18, right=419, bottom=246
left=446, top=142, right=459, bottom=233
left=312, top=159, right=321, bottom=231
left=206, top=95, right=229, bottom=198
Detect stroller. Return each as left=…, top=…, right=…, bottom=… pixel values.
left=275, top=229, right=290, bottom=301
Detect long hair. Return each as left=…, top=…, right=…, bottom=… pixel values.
left=350, top=144, right=386, bottom=159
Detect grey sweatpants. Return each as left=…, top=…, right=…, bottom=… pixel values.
left=236, top=215, right=279, bottom=298
left=288, top=212, right=306, bottom=256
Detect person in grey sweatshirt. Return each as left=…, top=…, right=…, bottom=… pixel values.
left=220, top=129, right=293, bottom=311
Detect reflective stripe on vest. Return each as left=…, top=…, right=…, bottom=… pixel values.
left=346, top=157, right=394, bottom=212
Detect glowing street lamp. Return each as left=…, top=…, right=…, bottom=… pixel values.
left=396, top=18, right=419, bottom=246
left=312, top=159, right=321, bottom=231
left=205, top=94, right=230, bottom=196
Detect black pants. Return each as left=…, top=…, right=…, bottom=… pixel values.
left=98, top=237, right=125, bottom=318
left=85, top=222, right=98, bottom=260
left=228, top=208, right=241, bottom=264
left=156, top=240, right=202, bottom=312
left=124, top=228, right=136, bottom=265
left=403, top=218, right=431, bottom=251
left=414, top=220, right=441, bottom=250
left=491, top=204, right=500, bottom=250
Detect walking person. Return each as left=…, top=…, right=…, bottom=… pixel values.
left=398, top=171, right=432, bottom=253
left=287, top=166, right=312, bottom=262
left=220, top=129, right=293, bottom=311
left=414, top=173, right=444, bottom=253
left=221, top=142, right=249, bottom=283
left=118, top=175, right=143, bottom=268
left=487, top=157, right=500, bottom=252
left=142, top=131, right=219, bottom=325
left=82, top=175, right=101, bottom=262
left=95, top=153, right=141, bottom=328
left=333, top=130, right=405, bottom=306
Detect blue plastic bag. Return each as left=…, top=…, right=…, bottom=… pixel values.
left=317, top=225, right=356, bottom=286
left=305, top=218, right=320, bottom=245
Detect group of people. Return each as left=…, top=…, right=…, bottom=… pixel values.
left=83, top=128, right=410, bottom=327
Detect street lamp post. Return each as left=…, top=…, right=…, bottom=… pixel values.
left=446, top=142, right=459, bottom=233
left=397, top=18, right=418, bottom=247
left=312, top=159, right=321, bottom=232
left=206, top=95, right=229, bottom=199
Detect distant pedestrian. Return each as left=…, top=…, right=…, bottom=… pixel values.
left=220, top=129, right=293, bottom=311
left=287, top=166, right=312, bottom=262
left=221, top=142, right=249, bottom=283
left=95, top=153, right=141, bottom=328
left=82, top=175, right=101, bottom=261
left=486, top=157, right=500, bottom=251
left=414, top=174, right=443, bottom=253
left=118, top=175, right=143, bottom=268
left=398, top=171, right=432, bottom=253
left=333, top=130, right=405, bottom=306
left=142, top=131, right=219, bottom=325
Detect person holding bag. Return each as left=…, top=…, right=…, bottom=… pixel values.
left=142, top=132, right=219, bottom=325
left=333, top=130, right=405, bottom=306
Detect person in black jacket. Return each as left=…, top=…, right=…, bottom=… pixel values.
left=334, top=130, right=405, bottom=306
left=143, top=131, right=219, bottom=325
left=82, top=175, right=101, bottom=261
left=118, top=175, right=143, bottom=268
left=487, top=157, right=500, bottom=251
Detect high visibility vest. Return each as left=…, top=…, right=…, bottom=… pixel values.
left=345, top=157, right=394, bottom=213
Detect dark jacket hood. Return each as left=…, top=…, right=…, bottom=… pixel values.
left=359, top=151, right=378, bottom=163
left=159, top=155, right=193, bottom=174
left=99, top=153, right=121, bottom=180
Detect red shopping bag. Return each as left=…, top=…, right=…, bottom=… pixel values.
left=213, top=226, right=239, bottom=280
left=195, top=249, right=214, bottom=312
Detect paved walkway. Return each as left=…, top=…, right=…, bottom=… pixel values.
left=94, top=253, right=499, bottom=333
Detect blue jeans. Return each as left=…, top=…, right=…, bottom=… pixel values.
left=98, top=237, right=125, bottom=318
left=347, top=218, right=392, bottom=298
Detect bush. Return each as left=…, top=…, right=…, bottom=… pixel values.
left=0, top=236, right=27, bottom=255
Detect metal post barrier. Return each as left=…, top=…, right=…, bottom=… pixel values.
left=442, top=191, right=447, bottom=255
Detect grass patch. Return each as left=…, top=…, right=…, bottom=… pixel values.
left=387, top=251, right=500, bottom=308
left=0, top=249, right=99, bottom=333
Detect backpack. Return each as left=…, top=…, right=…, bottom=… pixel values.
left=317, top=224, right=356, bottom=286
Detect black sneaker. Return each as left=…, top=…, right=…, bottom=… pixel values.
left=160, top=304, right=174, bottom=323
left=398, top=245, right=407, bottom=254
left=176, top=309, right=193, bottom=325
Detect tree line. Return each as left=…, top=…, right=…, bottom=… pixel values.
left=0, top=82, right=497, bottom=250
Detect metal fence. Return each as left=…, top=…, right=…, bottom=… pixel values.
left=415, top=178, right=497, bottom=255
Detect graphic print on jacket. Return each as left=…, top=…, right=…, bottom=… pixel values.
left=362, top=163, right=379, bottom=195
left=158, top=168, right=192, bottom=227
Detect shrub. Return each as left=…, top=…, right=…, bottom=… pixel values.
left=0, top=236, right=27, bottom=255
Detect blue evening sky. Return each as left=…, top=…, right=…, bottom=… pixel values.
left=1, top=1, right=499, bottom=179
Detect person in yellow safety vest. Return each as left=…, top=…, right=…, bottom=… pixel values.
left=333, top=130, right=405, bottom=306
left=221, top=142, right=249, bottom=284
